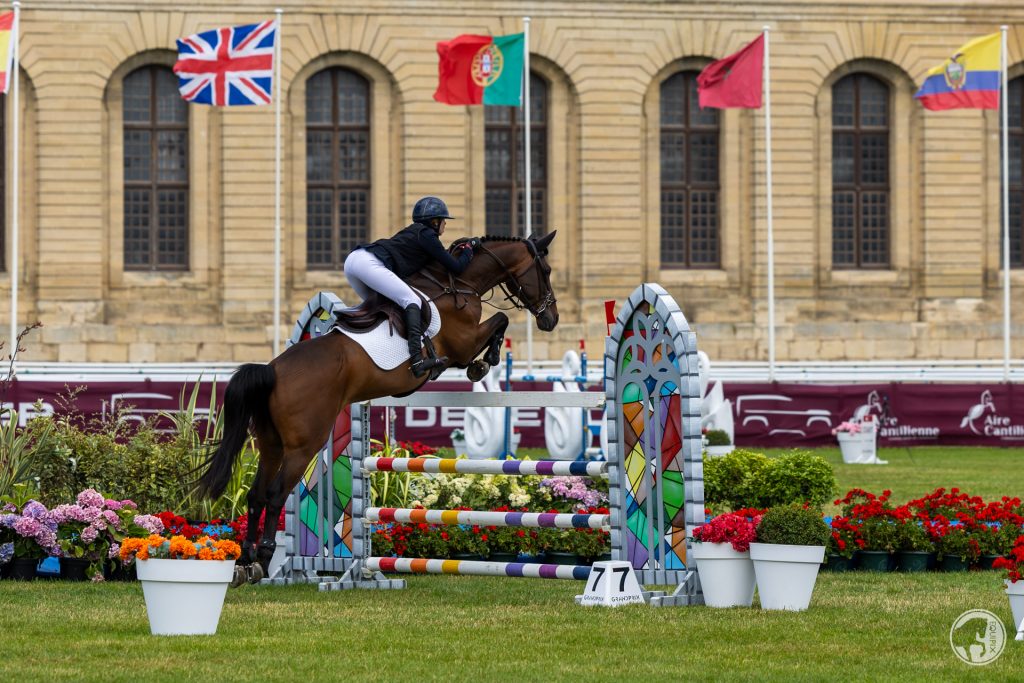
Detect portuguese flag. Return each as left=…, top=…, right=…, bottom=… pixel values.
left=433, top=33, right=524, bottom=106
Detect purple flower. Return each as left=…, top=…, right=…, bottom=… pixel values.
left=76, top=489, right=105, bottom=509
left=108, top=543, right=120, bottom=559
left=0, top=542, right=12, bottom=564
left=80, top=526, right=99, bottom=543
left=21, top=500, right=49, bottom=519
left=103, top=499, right=123, bottom=511
left=1, top=502, right=15, bottom=513
left=134, top=514, right=165, bottom=535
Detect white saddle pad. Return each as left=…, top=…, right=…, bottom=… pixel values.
left=331, top=297, right=442, bottom=371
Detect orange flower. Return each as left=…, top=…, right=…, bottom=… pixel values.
left=198, top=547, right=214, bottom=560
left=168, top=535, right=198, bottom=559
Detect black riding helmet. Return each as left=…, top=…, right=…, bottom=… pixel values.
left=412, top=196, right=455, bottom=225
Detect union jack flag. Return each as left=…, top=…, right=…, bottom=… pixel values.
left=173, top=20, right=277, bottom=106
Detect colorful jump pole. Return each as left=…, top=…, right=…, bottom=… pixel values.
left=368, top=556, right=591, bottom=581
left=365, top=456, right=607, bottom=477
left=365, top=508, right=610, bottom=529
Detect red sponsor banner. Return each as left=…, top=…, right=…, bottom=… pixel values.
left=4, top=379, right=1022, bottom=448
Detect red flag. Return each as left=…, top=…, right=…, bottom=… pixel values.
left=697, top=34, right=764, bottom=109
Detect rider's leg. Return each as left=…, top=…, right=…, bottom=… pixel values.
left=343, top=249, right=447, bottom=377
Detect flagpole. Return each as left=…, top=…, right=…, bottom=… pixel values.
left=9, top=0, right=19, bottom=363
left=272, top=8, right=283, bottom=357
left=523, top=16, right=533, bottom=377
left=1000, top=25, right=1010, bottom=382
left=763, top=25, right=775, bottom=382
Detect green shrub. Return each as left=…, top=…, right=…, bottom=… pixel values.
left=704, top=429, right=731, bottom=446
left=746, top=450, right=837, bottom=509
left=756, top=504, right=830, bottom=546
left=702, top=449, right=769, bottom=512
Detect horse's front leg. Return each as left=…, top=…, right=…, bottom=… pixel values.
left=460, top=313, right=508, bottom=382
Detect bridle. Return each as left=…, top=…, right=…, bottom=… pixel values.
left=420, top=238, right=556, bottom=316
left=475, top=238, right=557, bottom=316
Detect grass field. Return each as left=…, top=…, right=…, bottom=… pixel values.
left=1, top=446, right=1022, bottom=682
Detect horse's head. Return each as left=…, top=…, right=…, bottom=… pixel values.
left=475, top=232, right=559, bottom=332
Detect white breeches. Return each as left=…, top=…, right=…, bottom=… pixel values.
left=343, top=248, right=421, bottom=310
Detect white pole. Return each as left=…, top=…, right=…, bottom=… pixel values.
left=763, top=25, right=775, bottom=382
left=9, top=1, right=19, bottom=362
left=272, top=8, right=283, bottom=357
left=1000, top=26, right=1011, bottom=382
left=523, top=16, right=533, bottom=376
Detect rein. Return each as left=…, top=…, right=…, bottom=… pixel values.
left=469, top=239, right=556, bottom=316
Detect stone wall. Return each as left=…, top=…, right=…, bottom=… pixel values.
left=3, top=0, right=1023, bottom=363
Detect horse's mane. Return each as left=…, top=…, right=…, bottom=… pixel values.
left=448, top=235, right=525, bottom=253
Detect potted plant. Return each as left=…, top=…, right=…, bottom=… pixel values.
left=832, top=421, right=876, bottom=464
left=993, top=534, right=1024, bottom=642
left=857, top=516, right=899, bottom=571
left=691, top=510, right=761, bottom=607
left=120, top=534, right=241, bottom=636
left=825, top=515, right=862, bottom=572
left=895, top=520, right=934, bottom=573
left=0, top=500, right=60, bottom=581
left=749, top=504, right=829, bottom=611
left=443, top=523, right=488, bottom=561
left=703, top=429, right=734, bottom=458
left=935, top=525, right=981, bottom=571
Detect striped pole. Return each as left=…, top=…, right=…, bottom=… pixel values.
left=364, top=457, right=607, bottom=477
left=366, top=507, right=609, bottom=529
left=368, top=556, right=591, bottom=580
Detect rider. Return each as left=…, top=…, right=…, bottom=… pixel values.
left=344, top=196, right=479, bottom=378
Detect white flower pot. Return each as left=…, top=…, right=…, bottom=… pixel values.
left=837, top=431, right=876, bottom=464
left=749, top=542, right=825, bottom=611
left=451, top=437, right=467, bottom=455
left=704, top=445, right=735, bottom=458
left=690, top=542, right=755, bottom=608
left=1007, top=580, right=1024, bottom=641
left=136, top=558, right=235, bottom=636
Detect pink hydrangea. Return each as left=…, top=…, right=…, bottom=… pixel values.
left=134, top=514, right=165, bottom=535
left=76, top=489, right=105, bottom=509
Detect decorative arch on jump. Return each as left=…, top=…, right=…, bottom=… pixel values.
left=606, top=283, right=704, bottom=591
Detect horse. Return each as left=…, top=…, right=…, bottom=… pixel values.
left=197, top=231, right=559, bottom=584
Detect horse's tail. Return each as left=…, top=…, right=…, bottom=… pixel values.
left=198, top=363, right=276, bottom=500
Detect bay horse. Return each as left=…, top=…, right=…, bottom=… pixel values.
left=197, top=232, right=558, bottom=583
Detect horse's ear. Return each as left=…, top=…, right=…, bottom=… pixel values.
left=533, top=230, right=556, bottom=253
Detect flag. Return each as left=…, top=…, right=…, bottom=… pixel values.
left=434, top=33, right=524, bottom=106
left=914, top=33, right=1000, bottom=111
left=697, top=34, right=764, bottom=109
left=0, top=11, right=14, bottom=94
left=173, top=20, right=277, bottom=106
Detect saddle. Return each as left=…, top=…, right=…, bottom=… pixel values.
left=333, top=291, right=432, bottom=337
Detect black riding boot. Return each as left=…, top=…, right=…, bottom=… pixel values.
left=404, top=304, right=447, bottom=378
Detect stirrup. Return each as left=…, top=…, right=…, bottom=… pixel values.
left=411, top=355, right=447, bottom=378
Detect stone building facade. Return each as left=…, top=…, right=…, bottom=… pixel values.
left=3, top=0, right=1024, bottom=363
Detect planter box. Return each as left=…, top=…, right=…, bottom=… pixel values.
left=136, top=558, right=235, bottom=636
left=690, top=542, right=755, bottom=608
left=749, top=542, right=825, bottom=611
left=836, top=431, right=876, bottom=464
left=1006, top=580, right=1024, bottom=641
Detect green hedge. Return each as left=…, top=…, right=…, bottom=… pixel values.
left=704, top=448, right=836, bottom=511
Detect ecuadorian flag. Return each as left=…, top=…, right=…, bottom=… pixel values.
left=915, top=33, right=1000, bottom=111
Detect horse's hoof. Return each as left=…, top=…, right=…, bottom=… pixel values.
left=467, top=360, right=490, bottom=382
left=246, top=563, right=265, bottom=584
left=230, top=565, right=248, bottom=589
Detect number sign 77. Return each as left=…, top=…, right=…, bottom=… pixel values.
left=588, top=565, right=629, bottom=593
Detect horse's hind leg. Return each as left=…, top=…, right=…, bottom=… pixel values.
left=240, top=437, right=283, bottom=569
left=256, top=443, right=325, bottom=574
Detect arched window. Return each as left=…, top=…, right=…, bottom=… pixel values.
left=123, top=65, right=188, bottom=270
left=485, top=72, right=547, bottom=236
left=660, top=71, right=719, bottom=268
left=832, top=73, right=890, bottom=268
left=1009, top=76, right=1023, bottom=269
left=306, top=67, right=370, bottom=269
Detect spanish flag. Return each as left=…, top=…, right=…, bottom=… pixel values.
left=914, top=33, right=1000, bottom=111
left=0, top=11, right=12, bottom=94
